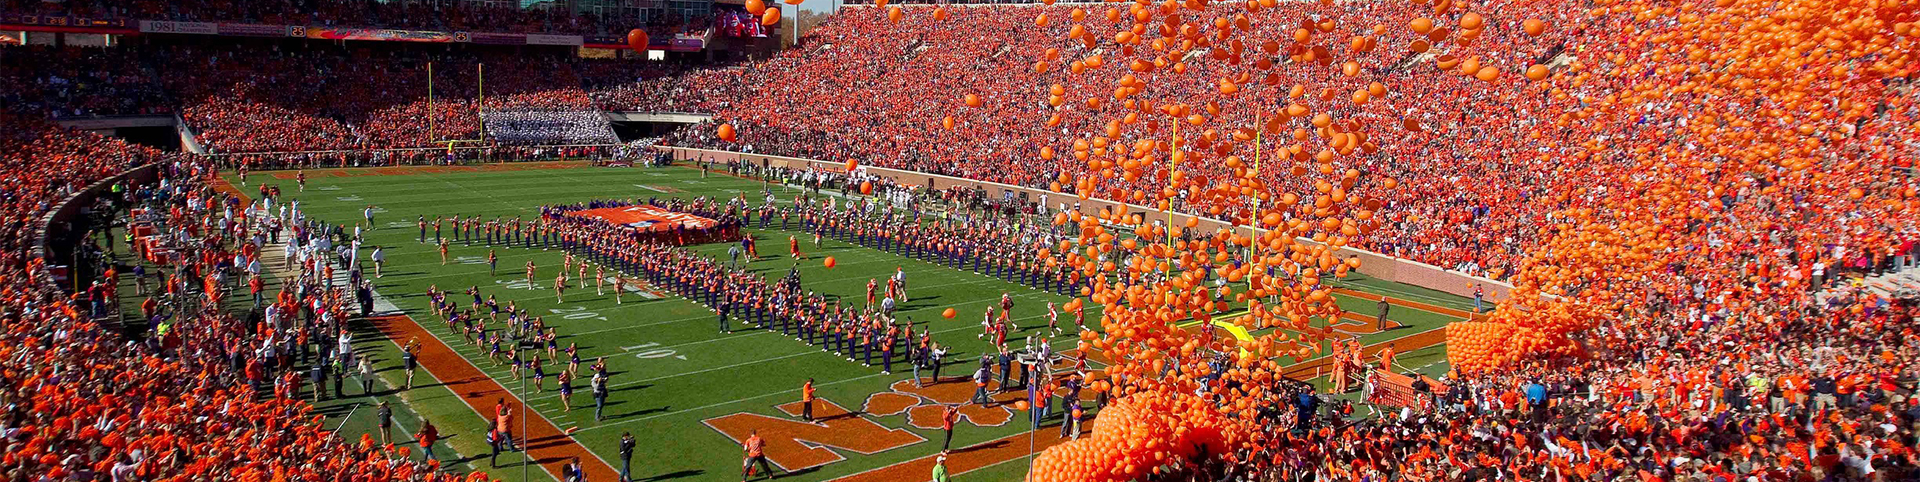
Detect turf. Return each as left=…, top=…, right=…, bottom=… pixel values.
left=215, top=163, right=1468, bottom=482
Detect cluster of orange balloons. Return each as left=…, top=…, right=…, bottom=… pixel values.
left=1030, top=392, right=1231, bottom=482
left=744, top=0, right=782, bottom=26
left=813, top=0, right=1920, bottom=472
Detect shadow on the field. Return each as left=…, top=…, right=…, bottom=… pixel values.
left=615, top=406, right=668, bottom=418
left=814, top=411, right=862, bottom=423
left=635, top=469, right=704, bottom=481
left=953, top=438, right=1012, bottom=454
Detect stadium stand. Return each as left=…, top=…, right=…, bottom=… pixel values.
left=481, top=109, right=619, bottom=145
left=0, top=0, right=1916, bottom=479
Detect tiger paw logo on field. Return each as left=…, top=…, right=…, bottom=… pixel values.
left=862, top=378, right=1032, bottom=428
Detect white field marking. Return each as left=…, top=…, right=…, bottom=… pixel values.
left=555, top=307, right=1074, bottom=399
left=574, top=370, right=892, bottom=434
left=635, top=184, right=668, bottom=193
left=575, top=330, right=1088, bottom=437
left=337, top=195, right=364, bottom=202
left=555, top=284, right=1069, bottom=362
left=547, top=306, right=609, bottom=322
left=618, top=341, right=693, bottom=361
left=525, top=348, right=817, bottom=403
left=361, top=280, right=622, bottom=477
left=318, top=186, right=343, bottom=191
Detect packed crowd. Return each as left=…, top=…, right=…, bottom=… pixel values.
left=0, top=116, right=474, bottom=480
left=0, top=46, right=173, bottom=119
left=155, top=40, right=622, bottom=153
left=0, top=0, right=1914, bottom=477
left=480, top=109, right=619, bottom=145
left=0, top=0, right=694, bottom=36
left=621, top=1, right=1917, bottom=481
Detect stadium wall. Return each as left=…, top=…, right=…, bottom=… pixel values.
left=37, top=162, right=158, bottom=332
left=655, top=145, right=1516, bottom=304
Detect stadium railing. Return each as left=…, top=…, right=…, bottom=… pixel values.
left=36, top=162, right=161, bottom=334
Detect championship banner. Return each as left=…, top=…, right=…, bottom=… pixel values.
left=525, top=34, right=584, bottom=46
left=305, top=27, right=455, bottom=42
left=215, top=23, right=289, bottom=37
left=569, top=205, right=717, bottom=233
left=139, top=20, right=218, bottom=35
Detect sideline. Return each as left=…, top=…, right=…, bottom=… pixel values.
left=215, top=176, right=618, bottom=481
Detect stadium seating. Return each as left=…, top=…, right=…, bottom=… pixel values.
left=0, top=114, right=466, bottom=480
left=2, top=0, right=697, bottom=36
left=482, top=109, right=619, bottom=145
left=0, top=0, right=1915, bottom=479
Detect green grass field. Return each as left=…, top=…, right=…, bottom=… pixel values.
left=210, top=163, right=1466, bottom=482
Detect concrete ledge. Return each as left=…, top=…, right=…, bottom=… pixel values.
left=605, top=111, right=713, bottom=123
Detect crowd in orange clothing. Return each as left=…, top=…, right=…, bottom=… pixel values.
left=0, top=0, right=702, bottom=36
left=0, top=115, right=481, bottom=481
left=158, top=40, right=623, bottom=153
left=0, top=0, right=1915, bottom=478
left=641, top=2, right=1920, bottom=481
left=652, top=3, right=1918, bottom=286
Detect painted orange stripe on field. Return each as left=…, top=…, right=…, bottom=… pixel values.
left=371, top=313, right=619, bottom=481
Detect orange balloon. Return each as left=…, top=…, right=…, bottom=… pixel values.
left=942, top=308, right=957, bottom=319
left=860, top=181, right=873, bottom=195
left=1474, top=66, right=1501, bottom=82
left=965, top=94, right=983, bottom=108
left=1459, top=12, right=1484, bottom=30
left=745, top=0, right=767, bottom=14
left=823, top=257, right=837, bottom=268
left=1522, top=19, right=1547, bottom=36
left=760, top=8, right=781, bottom=26
left=845, top=160, right=858, bottom=171
left=1410, top=18, right=1434, bottom=34
left=1526, top=64, right=1549, bottom=81
left=717, top=123, right=736, bottom=142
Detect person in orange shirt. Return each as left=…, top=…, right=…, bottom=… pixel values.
left=800, top=378, right=816, bottom=422
left=741, top=429, right=777, bottom=481
left=941, top=404, right=961, bottom=451
left=1379, top=343, right=1397, bottom=371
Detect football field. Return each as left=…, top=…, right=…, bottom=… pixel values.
left=216, top=161, right=1474, bottom=482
